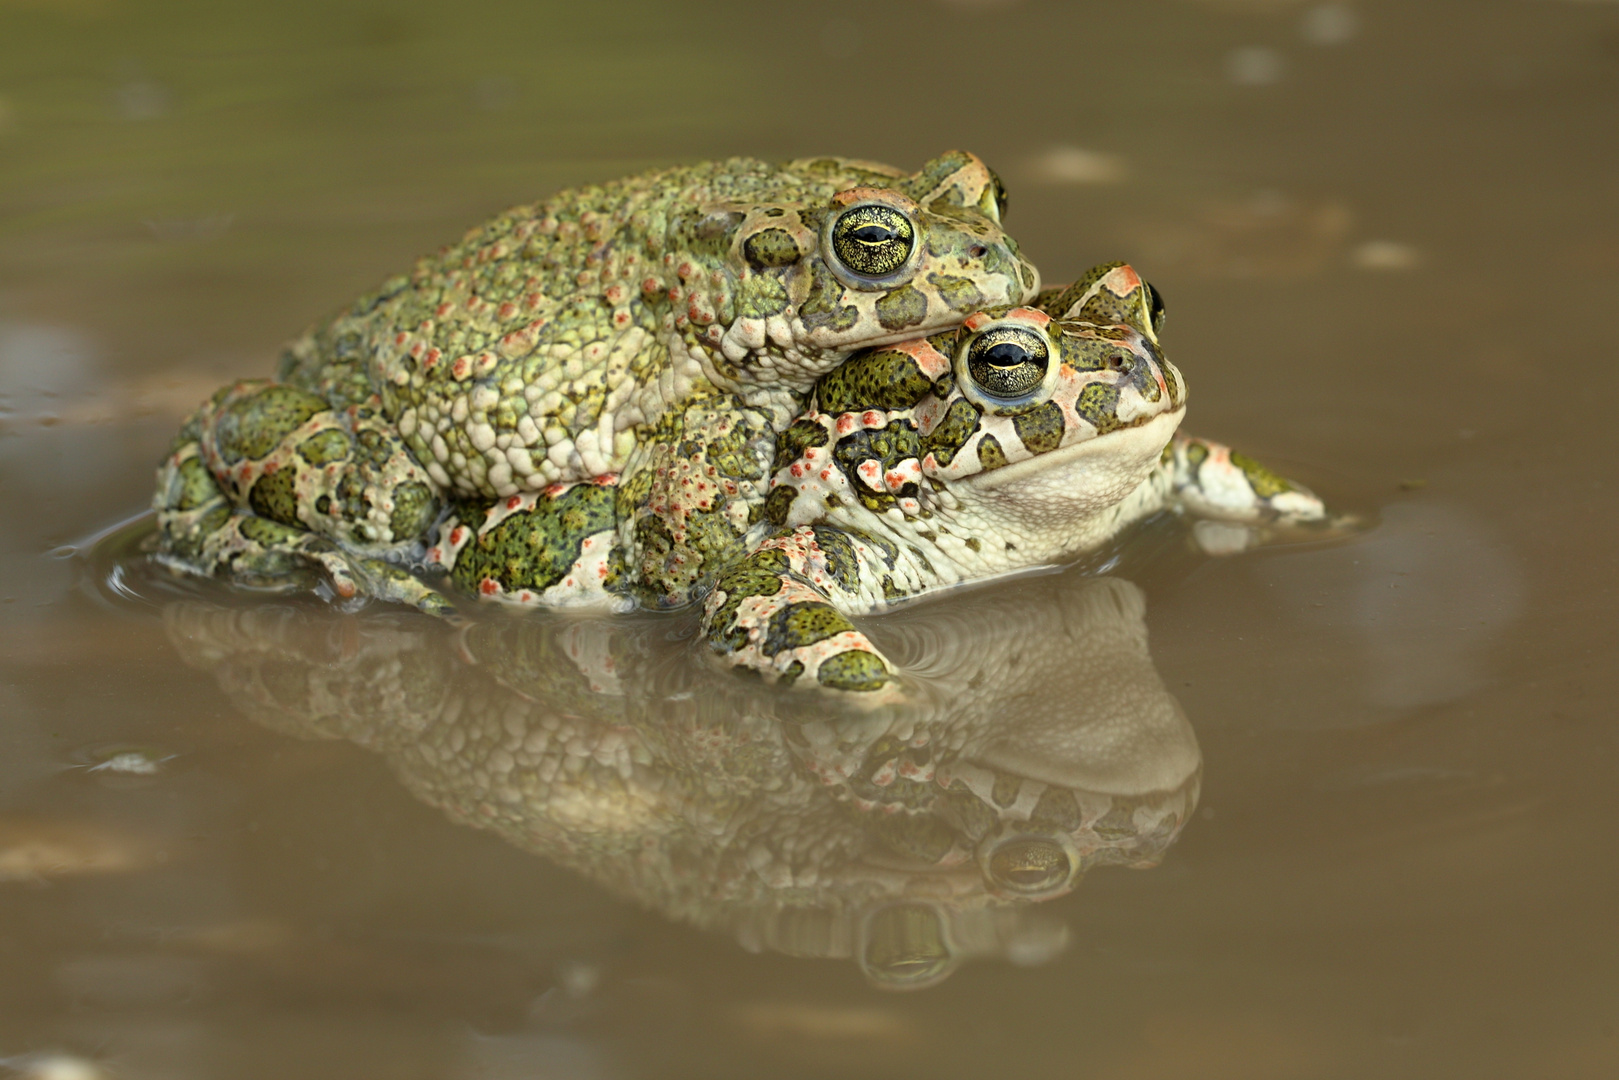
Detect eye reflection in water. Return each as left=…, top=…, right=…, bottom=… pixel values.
left=159, top=568, right=1199, bottom=991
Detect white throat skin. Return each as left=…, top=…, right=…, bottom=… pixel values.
left=932, top=408, right=1185, bottom=569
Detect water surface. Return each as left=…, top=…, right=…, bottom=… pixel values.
left=2, top=1, right=1618, bottom=1076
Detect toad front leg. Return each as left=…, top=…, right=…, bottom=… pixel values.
left=701, top=526, right=902, bottom=694
left=1158, top=433, right=1345, bottom=555
left=1163, top=434, right=1326, bottom=524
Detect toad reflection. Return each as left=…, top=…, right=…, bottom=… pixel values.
left=164, top=571, right=1199, bottom=990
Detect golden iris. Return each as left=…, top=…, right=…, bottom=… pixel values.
left=966, top=326, right=1049, bottom=399
left=830, top=204, right=915, bottom=279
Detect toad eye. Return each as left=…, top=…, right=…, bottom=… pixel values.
left=828, top=203, right=917, bottom=282
left=985, top=837, right=1072, bottom=896
left=964, top=325, right=1050, bottom=400
left=1145, top=282, right=1166, bottom=337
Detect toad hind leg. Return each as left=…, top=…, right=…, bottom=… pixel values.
left=152, top=385, right=457, bottom=618
left=431, top=480, right=629, bottom=609
left=701, top=528, right=900, bottom=695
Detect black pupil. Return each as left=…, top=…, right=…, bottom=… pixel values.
left=982, top=342, right=1030, bottom=368
left=850, top=224, right=896, bottom=245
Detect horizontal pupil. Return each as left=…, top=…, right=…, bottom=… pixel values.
left=982, top=343, right=1031, bottom=367
left=849, top=225, right=896, bottom=244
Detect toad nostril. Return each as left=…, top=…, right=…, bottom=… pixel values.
left=968, top=244, right=987, bottom=258
left=1108, top=354, right=1133, bottom=372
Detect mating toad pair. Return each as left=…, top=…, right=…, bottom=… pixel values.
left=153, top=151, right=1326, bottom=693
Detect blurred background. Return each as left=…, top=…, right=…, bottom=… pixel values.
left=2, top=1, right=1618, bottom=1078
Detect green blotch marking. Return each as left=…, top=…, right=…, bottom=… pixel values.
left=352, top=427, right=393, bottom=467
left=1134, top=348, right=1162, bottom=402
left=990, top=771, right=1021, bottom=808
left=240, top=515, right=305, bottom=547
left=977, top=433, right=1008, bottom=470
left=1075, top=384, right=1123, bottom=434
left=315, top=494, right=333, bottom=516
left=217, top=385, right=328, bottom=464
left=899, top=150, right=975, bottom=205
left=1038, top=261, right=1123, bottom=320
left=174, top=457, right=221, bottom=512
left=389, top=481, right=437, bottom=540
left=764, top=485, right=796, bottom=526
left=1012, top=401, right=1066, bottom=453
left=977, top=245, right=1022, bottom=303
left=298, top=427, right=351, bottom=466
left=170, top=504, right=231, bottom=561
left=779, top=660, right=805, bottom=686
left=248, top=469, right=301, bottom=527
left=816, top=648, right=890, bottom=692
left=703, top=414, right=767, bottom=481
left=1230, top=452, right=1293, bottom=498
left=943, top=785, right=999, bottom=840
left=816, top=348, right=934, bottom=414
left=925, top=272, right=981, bottom=311
left=1185, top=440, right=1210, bottom=470
left=333, top=472, right=372, bottom=524
left=735, top=273, right=788, bottom=319
left=707, top=549, right=792, bottom=654
left=772, top=418, right=830, bottom=473
left=615, top=467, right=655, bottom=519
left=1093, top=802, right=1140, bottom=841
left=1079, top=283, right=1152, bottom=336
left=743, top=228, right=801, bottom=268
left=1055, top=333, right=1114, bottom=372
left=801, top=263, right=860, bottom=333
left=923, top=399, right=981, bottom=467
left=1163, top=362, right=1183, bottom=407
left=1032, top=787, right=1083, bottom=831
left=964, top=536, right=981, bottom=552
left=810, top=526, right=862, bottom=594
left=451, top=484, right=616, bottom=595
left=874, top=284, right=928, bottom=332
left=764, top=601, right=854, bottom=654
left=833, top=421, right=921, bottom=511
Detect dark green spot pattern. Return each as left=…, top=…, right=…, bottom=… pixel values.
left=1074, top=384, right=1123, bottom=435
left=874, top=284, right=928, bottom=332
left=451, top=484, right=616, bottom=595
left=817, top=649, right=891, bottom=692
left=216, top=385, right=328, bottom=464
left=764, top=601, right=854, bottom=654
left=1012, top=401, right=1066, bottom=454
left=923, top=399, right=981, bottom=467
left=816, top=349, right=935, bottom=415
left=1230, top=452, right=1294, bottom=498
left=248, top=469, right=301, bottom=527
left=742, top=228, right=801, bottom=268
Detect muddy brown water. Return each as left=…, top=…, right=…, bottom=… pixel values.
left=3, top=1, right=1618, bottom=1077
